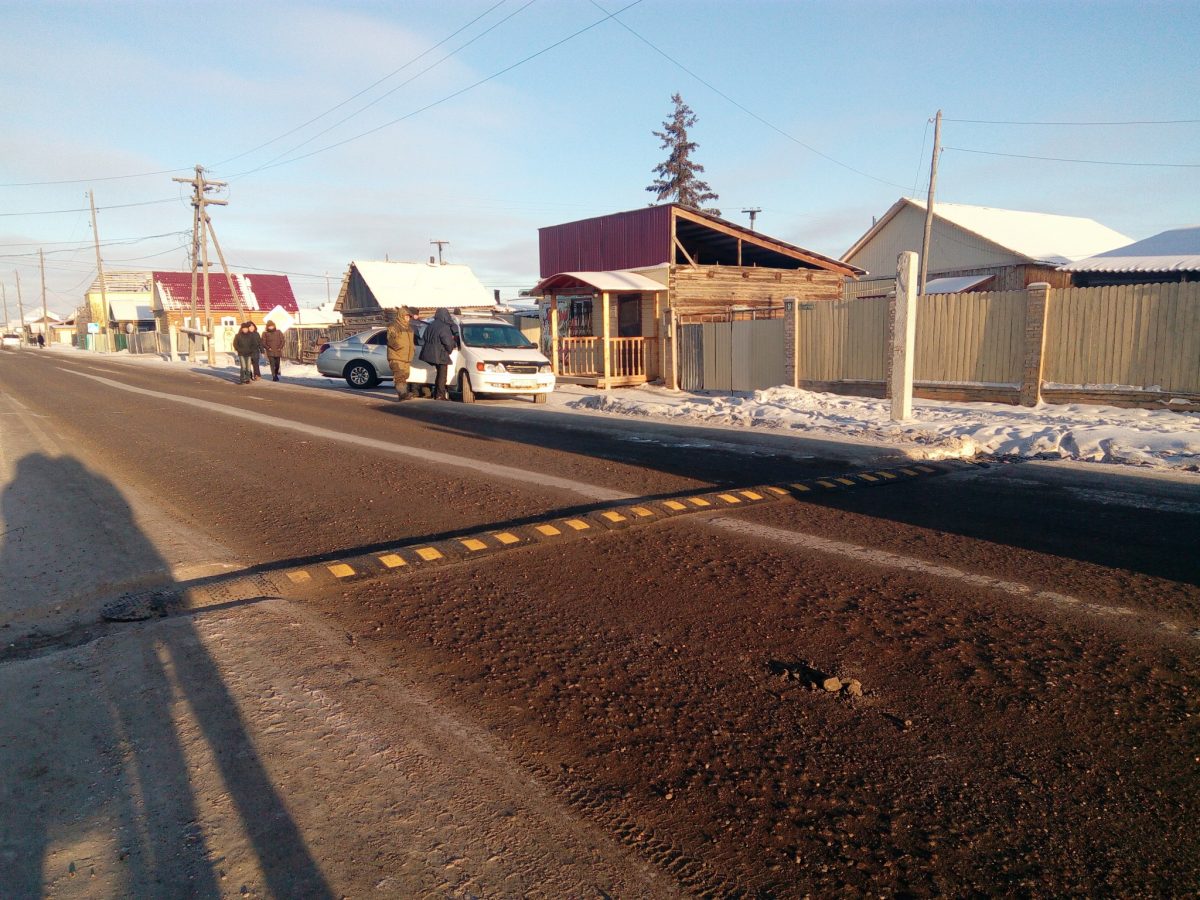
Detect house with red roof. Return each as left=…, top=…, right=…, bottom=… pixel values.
left=152, top=270, right=299, bottom=333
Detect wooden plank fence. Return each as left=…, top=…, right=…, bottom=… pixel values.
left=788, top=281, right=1200, bottom=406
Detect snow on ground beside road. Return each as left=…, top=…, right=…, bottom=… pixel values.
left=570, top=385, right=1200, bottom=472
left=42, top=346, right=1200, bottom=473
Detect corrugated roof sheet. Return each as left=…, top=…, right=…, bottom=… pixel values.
left=153, top=271, right=298, bottom=313
left=1058, top=225, right=1200, bottom=273
left=533, top=270, right=668, bottom=293
left=108, top=299, right=154, bottom=320
left=924, top=274, right=994, bottom=294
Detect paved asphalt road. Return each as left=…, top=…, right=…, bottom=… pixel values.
left=2, top=349, right=1198, bottom=897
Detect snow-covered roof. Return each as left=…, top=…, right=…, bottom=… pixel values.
left=108, top=298, right=154, bottom=321
left=924, top=274, right=995, bottom=294
left=349, top=260, right=495, bottom=309
left=533, top=270, right=668, bottom=294
left=845, top=198, right=1133, bottom=267
left=1058, top=225, right=1200, bottom=273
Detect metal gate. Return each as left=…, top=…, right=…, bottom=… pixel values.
left=679, top=316, right=785, bottom=392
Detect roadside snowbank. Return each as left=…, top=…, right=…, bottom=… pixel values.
left=569, top=385, right=1200, bottom=472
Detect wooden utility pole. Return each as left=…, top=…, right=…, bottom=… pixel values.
left=430, top=240, right=449, bottom=265
left=918, top=109, right=942, bottom=297
left=173, top=165, right=240, bottom=365
left=2, top=283, right=10, bottom=332
left=88, top=190, right=110, bottom=351
left=39, top=249, right=47, bottom=339
left=14, top=270, right=26, bottom=349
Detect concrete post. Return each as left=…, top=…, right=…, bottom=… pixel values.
left=890, top=251, right=918, bottom=421
left=1020, top=282, right=1051, bottom=407
left=168, top=325, right=179, bottom=362
left=601, top=290, right=611, bottom=390
left=784, top=297, right=798, bottom=387
left=549, top=301, right=559, bottom=376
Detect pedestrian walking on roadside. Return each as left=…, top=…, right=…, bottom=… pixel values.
left=247, top=321, right=263, bottom=380
left=35, top=333, right=44, bottom=349
left=418, top=307, right=458, bottom=400
left=261, top=320, right=286, bottom=381
left=386, top=307, right=417, bottom=401
left=232, top=322, right=258, bottom=384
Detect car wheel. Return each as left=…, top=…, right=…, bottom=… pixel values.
left=533, top=391, right=548, bottom=404
left=344, top=360, right=379, bottom=389
left=457, top=370, right=475, bottom=403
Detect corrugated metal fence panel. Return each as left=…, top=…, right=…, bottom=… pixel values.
left=915, top=290, right=1024, bottom=385
left=733, top=319, right=785, bottom=391
left=1044, top=281, right=1200, bottom=392
left=679, top=324, right=704, bottom=391
left=702, top=322, right=732, bottom=392
left=794, top=298, right=887, bottom=382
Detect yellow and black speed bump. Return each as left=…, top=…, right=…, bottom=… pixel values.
left=92, top=457, right=989, bottom=623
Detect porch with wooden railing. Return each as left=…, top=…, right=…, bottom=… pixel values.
left=556, top=336, right=648, bottom=387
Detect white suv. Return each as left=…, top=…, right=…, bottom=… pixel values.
left=318, top=315, right=555, bottom=403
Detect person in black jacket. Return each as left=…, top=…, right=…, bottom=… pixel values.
left=232, top=322, right=259, bottom=384
left=418, top=308, right=458, bottom=400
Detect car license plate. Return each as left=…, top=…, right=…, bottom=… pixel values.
left=511, top=380, right=536, bottom=389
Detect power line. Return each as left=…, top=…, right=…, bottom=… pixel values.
left=0, top=197, right=181, bottom=217
left=588, top=0, right=911, bottom=191
left=0, top=167, right=190, bottom=188
left=944, top=146, right=1200, bottom=168
left=216, top=0, right=512, bottom=167
left=247, top=0, right=538, bottom=172
left=226, top=0, right=646, bottom=179
left=0, top=232, right=190, bottom=260
left=944, top=117, right=1200, bottom=126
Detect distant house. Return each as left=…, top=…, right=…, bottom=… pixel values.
left=83, top=271, right=156, bottom=336
left=535, top=203, right=860, bottom=389
left=843, top=198, right=1132, bottom=297
left=152, top=271, right=299, bottom=333
left=334, top=260, right=496, bottom=330
left=1058, top=225, right=1200, bottom=287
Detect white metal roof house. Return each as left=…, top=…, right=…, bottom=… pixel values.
left=842, top=198, right=1132, bottom=297
left=1058, top=225, right=1200, bottom=287
left=334, top=260, right=496, bottom=329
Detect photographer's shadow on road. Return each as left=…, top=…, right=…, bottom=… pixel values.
left=0, top=453, right=332, bottom=898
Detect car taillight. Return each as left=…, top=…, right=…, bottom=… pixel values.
left=318, top=342, right=330, bottom=354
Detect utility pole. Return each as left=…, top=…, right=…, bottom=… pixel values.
left=918, top=109, right=942, bottom=296
left=741, top=207, right=762, bottom=231
left=88, top=190, right=110, bottom=351
left=14, top=270, right=26, bottom=349
left=39, top=248, right=47, bottom=342
left=430, top=240, right=449, bottom=265
left=2, top=283, right=10, bottom=332
left=173, top=165, right=242, bottom=366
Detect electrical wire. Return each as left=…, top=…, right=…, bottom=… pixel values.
left=944, top=146, right=1200, bottom=168
left=225, top=0, right=645, bottom=179
left=0, top=197, right=181, bottom=218
left=912, top=117, right=931, bottom=198
left=0, top=232, right=190, bottom=260
left=0, top=168, right=190, bottom=189
left=588, top=0, right=912, bottom=191
left=943, top=117, right=1200, bottom=126
left=244, top=0, right=538, bottom=172
left=216, top=0, right=513, bottom=167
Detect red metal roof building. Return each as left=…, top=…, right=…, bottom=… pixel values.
left=153, top=271, right=299, bottom=313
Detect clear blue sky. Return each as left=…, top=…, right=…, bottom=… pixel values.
left=2, top=0, right=1197, bottom=315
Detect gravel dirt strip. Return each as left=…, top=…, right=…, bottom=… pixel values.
left=95, top=460, right=970, bottom=625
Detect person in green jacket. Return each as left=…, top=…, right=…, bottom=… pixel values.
left=232, top=322, right=259, bottom=384
left=386, top=307, right=417, bottom=401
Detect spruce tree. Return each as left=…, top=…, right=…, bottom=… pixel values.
left=646, top=93, right=720, bottom=216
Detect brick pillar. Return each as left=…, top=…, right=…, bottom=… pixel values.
left=1020, top=282, right=1051, bottom=407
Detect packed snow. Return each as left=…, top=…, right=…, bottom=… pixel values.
left=568, top=384, right=1200, bottom=472
left=30, top=345, right=1200, bottom=473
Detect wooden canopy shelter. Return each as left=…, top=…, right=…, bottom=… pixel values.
left=536, top=204, right=860, bottom=388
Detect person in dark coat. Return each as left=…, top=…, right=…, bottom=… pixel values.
left=246, top=321, right=263, bottom=380
left=261, top=321, right=286, bottom=381
left=36, top=333, right=45, bottom=349
left=232, top=322, right=258, bottom=384
left=418, top=308, right=458, bottom=400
